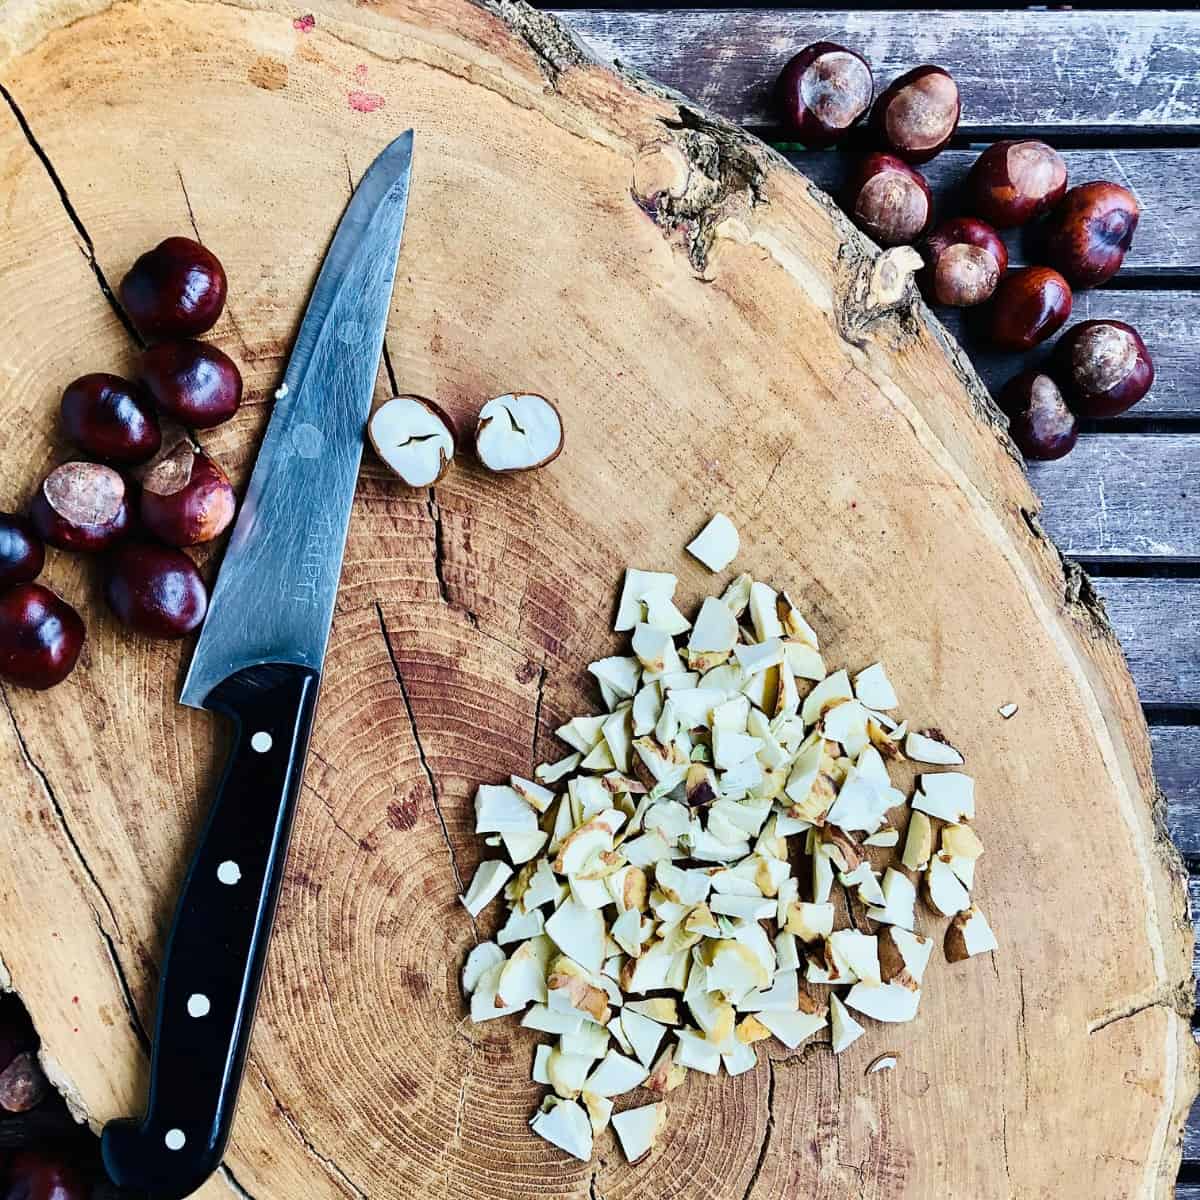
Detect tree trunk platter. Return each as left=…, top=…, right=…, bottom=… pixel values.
left=0, top=2, right=1195, bottom=1197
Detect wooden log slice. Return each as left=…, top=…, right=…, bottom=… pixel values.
left=0, top=1, right=1194, bottom=1196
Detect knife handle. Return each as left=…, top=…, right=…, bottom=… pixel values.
left=101, top=662, right=320, bottom=1199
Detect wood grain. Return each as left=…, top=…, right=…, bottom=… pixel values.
left=797, top=149, right=1200, bottom=280
left=0, top=1, right=1194, bottom=1197
left=555, top=8, right=1200, bottom=133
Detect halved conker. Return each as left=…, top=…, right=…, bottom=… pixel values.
left=919, top=217, right=1008, bottom=306
left=119, top=236, right=227, bottom=340
left=29, top=462, right=131, bottom=552
left=846, top=153, right=932, bottom=246
left=0, top=583, right=85, bottom=689
left=988, top=266, right=1073, bottom=350
left=140, top=442, right=236, bottom=546
left=1054, top=319, right=1154, bottom=418
left=105, top=543, right=208, bottom=638
left=872, top=66, right=960, bottom=164
left=998, top=370, right=1078, bottom=461
left=0, top=514, right=44, bottom=587
left=1043, top=181, right=1139, bottom=288
left=776, top=42, right=874, bottom=148
left=965, top=140, right=1067, bottom=228
left=61, top=372, right=161, bottom=465
left=139, top=339, right=243, bottom=429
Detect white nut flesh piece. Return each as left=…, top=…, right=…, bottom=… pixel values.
left=687, top=513, right=740, bottom=572
left=368, top=395, right=455, bottom=486
left=475, top=393, right=564, bottom=473
left=905, top=729, right=964, bottom=765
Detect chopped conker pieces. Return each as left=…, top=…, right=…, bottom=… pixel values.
left=60, top=372, right=162, bottom=465
left=988, top=266, right=1072, bottom=351
left=965, top=140, right=1067, bottom=228
left=0, top=582, right=85, bottom=690
left=776, top=42, right=874, bottom=148
left=1043, top=181, right=1140, bottom=289
left=998, top=370, right=1078, bottom=461
left=139, top=339, right=243, bottom=428
left=871, top=65, right=960, bottom=164
left=29, top=462, right=131, bottom=553
left=0, top=513, right=44, bottom=587
left=846, top=153, right=932, bottom=246
left=919, top=217, right=1007, bottom=307
left=104, top=542, right=208, bottom=638
left=140, top=441, right=236, bottom=546
left=119, top=235, right=228, bottom=340
left=1055, top=319, right=1154, bottom=418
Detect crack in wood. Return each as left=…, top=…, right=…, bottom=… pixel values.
left=1089, top=994, right=1179, bottom=1036
left=0, top=81, right=143, bottom=346
left=0, top=683, right=119, bottom=935
left=740, top=1057, right=776, bottom=1200
left=427, top=489, right=451, bottom=607
left=218, top=1164, right=257, bottom=1200
left=95, top=915, right=150, bottom=1055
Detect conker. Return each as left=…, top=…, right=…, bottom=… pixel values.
left=29, top=462, right=131, bottom=553
left=105, top=543, right=208, bottom=638
left=1055, top=319, right=1154, bottom=418
left=0, top=583, right=85, bottom=690
left=776, top=42, right=874, bottom=148
left=998, top=370, right=1079, bottom=461
left=3, top=1150, right=90, bottom=1200
left=139, top=339, right=243, bottom=428
left=60, top=372, right=161, bottom=465
left=965, top=139, right=1067, bottom=228
left=1043, top=181, right=1139, bottom=288
left=140, top=441, right=236, bottom=546
left=919, top=217, right=1008, bottom=307
left=988, top=266, right=1072, bottom=350
left=119, top=235, right=227, bottom=340
left=0, top=514, right=44, bottom=587
left=872, top=65, right=960, bottom=164
left=846, top=153, right=932, bottom=246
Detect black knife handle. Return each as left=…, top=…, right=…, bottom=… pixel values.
left=101, top=662, right=320, bottom=1199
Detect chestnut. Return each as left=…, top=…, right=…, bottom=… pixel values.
left=119, top=235, right=227, bottom=340
left=872, top=65, right=960, bottom=164
left=965, top=140, right=1067, bottom=228
left=919, top=217, right=1008, bottom=307
left=1043, top=181, right=1139, bottom=288
left=0, top=583, right=85, bottom=689
left=139, top=339, right=243, bottom=428
left=140, top=441, right=236, bottom=546
left=776, top=42, right=874, bottom=148
left=846, top=153, right=932, bottom=246
left=3, top=1150, right=90, bottom=1200
left=988, top=266, right=1072, bottom=350
left=0, top=514, right=44, bottom=587
left=29, top=462, right=131, bottom=553
left=998, top=370, right=1079, bottom=461
left=60, top=372, right=161, bottom=465
left=104, top=543, right=207, bottom=638
left=1054, top=319, right=1154, bottom=418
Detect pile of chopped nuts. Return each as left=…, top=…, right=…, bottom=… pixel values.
left=460, top=514, right=999, bottom=1165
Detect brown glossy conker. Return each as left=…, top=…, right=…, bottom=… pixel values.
left=0, top=514, right=44, bottom=588
left=998, top=370, right=1078, bottom=461
left=139, top=340, right=243, bottom=429
left=1043, top=181, right=1139, bottom=289
left=60, top=372, right=161, bottom=465
left=872, top=65, right=960, bottom=164
left=119, top=236, right=227, bottom=340
left=965, top=140, right=1067, bottom=228
left=919, top=217, right=1008, bottom=306
left=1054, top=319, right=1154, bottom=418
left=3, top=1149, right=91, bottom=1200
left=846, top=153, right=933, bottom=246
left=776, top=42, right=874, bottom=148
left=104, top=543, right=208, bottom=638
left=988, top=266, right=1073, bottom=351
left=0, top=583, right=85, bottom=690
left=29, top=462, right=131, bottom=552
left=140, top=442, right=236, bottom=547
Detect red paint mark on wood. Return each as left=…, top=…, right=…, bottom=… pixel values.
left=353, top=63, right=369, bottom=84
left=387, top=796, right=419, bottom=831
left=293, top=13, right=315, bottom=32
left=348, top=90, right=385, bottom=113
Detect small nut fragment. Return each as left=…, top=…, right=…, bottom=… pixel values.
left=687, top=513, right=740, bottom=572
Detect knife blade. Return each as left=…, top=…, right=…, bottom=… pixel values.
left=101, top=130, right=414, bottom=1200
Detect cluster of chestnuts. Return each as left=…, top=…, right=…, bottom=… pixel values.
left=776, top=43, right=1153, bottom=461
left=0, top=237, right=241, bottom=691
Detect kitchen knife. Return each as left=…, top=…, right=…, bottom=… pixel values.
left=101, top=130, right=414, bottom=1199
